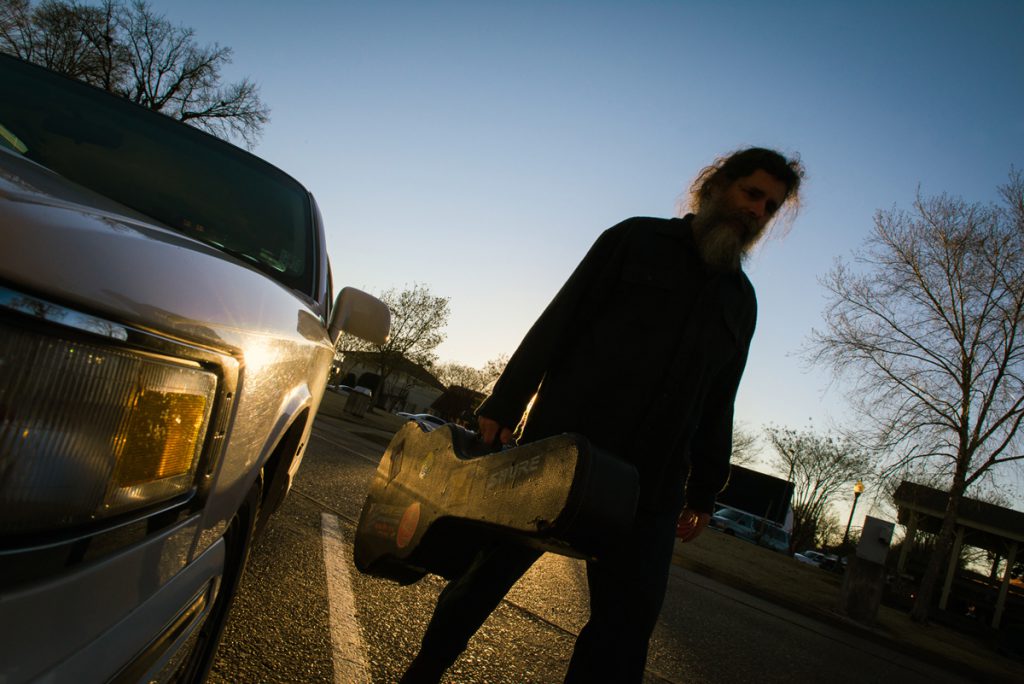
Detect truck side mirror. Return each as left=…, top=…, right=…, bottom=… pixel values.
left=329, top=287, right=391, bottom=345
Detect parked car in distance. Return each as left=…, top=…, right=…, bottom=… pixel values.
left=0, top=54, right=390, bottom=684
left=397, top=412, right=448, bottom=431
left=821, top=553, right=844, bottom=572
left=707, top=505, right=792, bottom=553
left=794, top=550, right=827, bottom=566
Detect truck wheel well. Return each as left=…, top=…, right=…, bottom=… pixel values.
left=254, top=409, right=309, bottom=539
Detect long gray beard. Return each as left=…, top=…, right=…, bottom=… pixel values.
left=694, top=222, right=747, bottom=272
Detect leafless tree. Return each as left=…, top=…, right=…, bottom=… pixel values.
left=340, top=283, right=451, bottom=407
left=811, top=514, right=844, bottom=549
left=480, top=353, right=509, bottom=390
left=435, top=354, right=509, bottom=394
left=0, top=0, right=268, bottom=147
left=811, top=170, right=1024, bottom=622
left=729, top=423, right=760, bottom=466
left=434, top=362, right=483, bottom=390
left=1, top=0, right=98, bottom=77
left=764, top=425, right=867, bottom=553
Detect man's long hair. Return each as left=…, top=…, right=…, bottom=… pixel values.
left=687, top=147, right=805, bottom=220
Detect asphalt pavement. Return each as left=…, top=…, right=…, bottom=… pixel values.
left=207, top=409, right=1019, bottom=683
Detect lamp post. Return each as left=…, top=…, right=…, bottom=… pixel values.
left=842, top=480, right=865, bottom=548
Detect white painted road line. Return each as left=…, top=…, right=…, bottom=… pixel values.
left=321, top=512, right=371, bottom=684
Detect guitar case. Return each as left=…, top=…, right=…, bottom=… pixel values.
left=353, top=421, right=639, bottom=585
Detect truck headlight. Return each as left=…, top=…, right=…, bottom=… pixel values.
left=0, top=321, right=217, bottom=535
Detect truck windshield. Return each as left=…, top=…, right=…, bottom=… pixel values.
left=0, top=55, right=315, bottom=297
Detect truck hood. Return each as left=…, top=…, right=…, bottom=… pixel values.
left=0, top=149, right=329, bottom=354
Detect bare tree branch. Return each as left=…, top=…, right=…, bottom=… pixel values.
left=435, top=354, right=509, bottom=394
left=0, top=0, right=268, bottom=147
left=728, top=423, right=760, bottom=467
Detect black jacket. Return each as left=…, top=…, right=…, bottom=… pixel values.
left=477, top=215, right=756, bottom=515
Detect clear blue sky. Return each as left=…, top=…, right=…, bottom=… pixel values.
left=150, top=1, right=1023, bottom=472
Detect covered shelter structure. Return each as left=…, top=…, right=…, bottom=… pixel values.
left=717, top=465, right=793, bottom=527
left=894, top=481, right=1024, bottom=629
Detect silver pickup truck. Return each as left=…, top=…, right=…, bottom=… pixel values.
left=0, top=54, right=389, bottom=682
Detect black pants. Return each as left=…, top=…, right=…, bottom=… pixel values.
left=400, top=510, right=679, bottom=683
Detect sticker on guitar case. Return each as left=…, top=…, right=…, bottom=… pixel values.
left=419, top=450, right=435, bottom=479
left=396, top=501, right=421, bottom=549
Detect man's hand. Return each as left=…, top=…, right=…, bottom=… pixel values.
left=478, top=416, right=514, bottom=447
left=676, top=508, right=711, bottom=543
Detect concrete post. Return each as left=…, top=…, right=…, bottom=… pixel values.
left=993, top=541, right=1018, bottom=630
left=839, top=516, right=895, bottom=625
left=896, top=510, right=918, bottom=576
left=939, top=525, right=965, bottom=611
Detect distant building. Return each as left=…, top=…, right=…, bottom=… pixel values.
left=431, top=385, right=487, bottom=426
left=894, top=480, right=1024, bottom=632
left=334, top=351, right=445, bottom=414
left=717, top=465, right=794, bottom=529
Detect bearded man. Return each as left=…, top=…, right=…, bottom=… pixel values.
left=401, top=147, right=804, bottom=683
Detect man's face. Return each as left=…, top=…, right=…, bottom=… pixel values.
left=693, top=169, right=789, bottom=272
